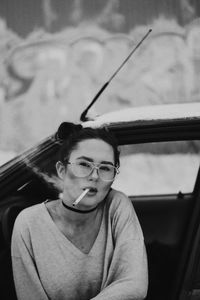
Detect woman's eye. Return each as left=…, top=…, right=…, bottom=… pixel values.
left=100, top=165, right=111, bottom=172
left=78, top=161, right=91, bottom=168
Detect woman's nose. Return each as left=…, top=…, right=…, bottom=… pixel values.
left=90, top=167, right=99, bottom=179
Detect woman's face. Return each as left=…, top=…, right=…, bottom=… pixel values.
left=58, top=138, right=116, bottom=209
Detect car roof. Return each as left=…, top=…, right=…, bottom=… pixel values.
left=82, top=102, right=200, bottom=128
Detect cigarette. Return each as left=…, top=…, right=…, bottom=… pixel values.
left=72, top=188, right=90, bottom=206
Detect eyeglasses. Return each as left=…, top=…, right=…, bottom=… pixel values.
left=67, top=160, right=119, bottom=182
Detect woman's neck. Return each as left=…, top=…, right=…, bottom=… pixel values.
left=58, top=199, right=100, bottom=227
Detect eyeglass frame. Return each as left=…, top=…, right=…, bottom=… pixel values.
left=65, top=160, right=119, bottom=182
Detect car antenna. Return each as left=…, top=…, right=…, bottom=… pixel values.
left=80, top=28, right=152, bottom=122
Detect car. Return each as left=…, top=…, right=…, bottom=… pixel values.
left=1, top=101, right=200, bottom=300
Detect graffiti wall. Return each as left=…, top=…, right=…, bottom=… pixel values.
left=0, top=0, right=200, bottom=153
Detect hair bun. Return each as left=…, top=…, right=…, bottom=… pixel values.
left=55, top=122, right=82, bottom=140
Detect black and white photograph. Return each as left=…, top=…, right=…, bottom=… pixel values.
left=0, top=1, right=200, bottom=300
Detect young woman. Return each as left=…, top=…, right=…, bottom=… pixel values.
left=11, top=123, right=148, bottom=300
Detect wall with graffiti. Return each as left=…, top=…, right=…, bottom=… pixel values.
left=0, top=0, right=200, bottom=154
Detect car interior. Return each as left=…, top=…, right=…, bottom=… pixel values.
left=0, top=136, right=200, bottom=300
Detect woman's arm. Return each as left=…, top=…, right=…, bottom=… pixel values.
left=11, top=214, right=49, bottom=300
left=92, top=191, right=148, bottom=300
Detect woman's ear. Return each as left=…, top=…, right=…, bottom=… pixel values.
left=56, top=161, right=66, bottom=180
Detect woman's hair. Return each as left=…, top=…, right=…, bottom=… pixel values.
left=56, top=122, right=120, bottom=168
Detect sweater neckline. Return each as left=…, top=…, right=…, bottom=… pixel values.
left=42, top=201, right=105, bottom=258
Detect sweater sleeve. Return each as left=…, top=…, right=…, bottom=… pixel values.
left=11, top=212, right=49, bottom=300
left=91, top=190, right=148, bottom=300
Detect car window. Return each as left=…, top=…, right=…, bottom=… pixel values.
left=112, top=140, right=200, bottom=196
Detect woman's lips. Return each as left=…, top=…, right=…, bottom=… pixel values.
left=84, top=187, right=97, bottom=195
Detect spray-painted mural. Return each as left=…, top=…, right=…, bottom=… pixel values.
left=0, top=0, right=200, bottom=154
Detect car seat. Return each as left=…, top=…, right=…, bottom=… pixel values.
left=0, top=198, right=30, bottom=300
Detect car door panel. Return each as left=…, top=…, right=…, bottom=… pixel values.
left=131, top=195, right=194, bottom=300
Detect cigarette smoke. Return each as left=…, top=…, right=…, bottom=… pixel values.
left=24, top=158, right=63, bottom=192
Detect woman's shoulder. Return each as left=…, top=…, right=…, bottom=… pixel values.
left=106, top=189, right=144, bottom=240
left=14, top=202, right=44, bottom=230
left=18, top=202, right=44, bottom=217
left=108, top=188, right=132, bottom=204
left=106, top=188, right=134, bottom=213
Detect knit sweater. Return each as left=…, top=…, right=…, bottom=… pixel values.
left=11, top=189, right=148, bottom=300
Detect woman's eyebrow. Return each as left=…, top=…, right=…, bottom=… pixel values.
left=77, top=156, right=93, bottom=162
left=101, top=161, right=114, bottom=166
left=77, top=156, right=114, bottom=165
